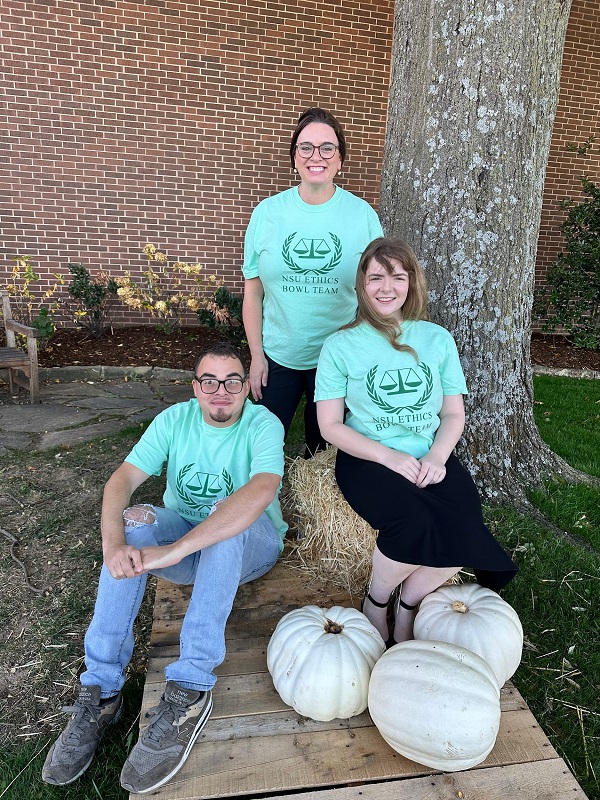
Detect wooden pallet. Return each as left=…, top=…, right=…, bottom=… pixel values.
left=136, top=556, right=589, bottom=800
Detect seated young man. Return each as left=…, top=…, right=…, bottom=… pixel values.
left=42, top=340, right=286, bottom=794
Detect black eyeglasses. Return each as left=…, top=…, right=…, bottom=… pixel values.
left=295, top=142, right=339, bottom=159
left=195, top=377, right=247, bottom=394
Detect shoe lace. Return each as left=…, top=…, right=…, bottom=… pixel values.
left=143, top=698, right=187, bottom=745
left=61, top=700, right=101, bottom=743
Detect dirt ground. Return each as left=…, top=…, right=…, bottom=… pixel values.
left=0, top=432, right=163, bottom=747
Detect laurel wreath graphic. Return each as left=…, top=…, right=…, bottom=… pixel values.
left=222, top=468, right=234, bottom=497
left=175, top=462, right=235, bottom=513
left=366, top=363, right=434, bottom=414
left=282, top=232, right=342, bottom=275
left=176, top=464, right=206, bottom=510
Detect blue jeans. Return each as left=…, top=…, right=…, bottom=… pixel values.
left=81, top=505, right=281, bottom=697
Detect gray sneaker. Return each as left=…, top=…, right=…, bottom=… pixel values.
left=120, top=681, right=212, bottom=794
left=41, top=684, right=123, bottom=785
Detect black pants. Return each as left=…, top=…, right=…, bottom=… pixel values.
left=258, top=355, right=327, bottom=457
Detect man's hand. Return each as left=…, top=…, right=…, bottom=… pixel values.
left=104, top=544, right=145, bottom=579
left=139, top=544, right=182, bottom=573
left=416, top=454, right=447, bottom=488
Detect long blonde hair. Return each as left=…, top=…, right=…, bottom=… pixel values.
left=343, top=237, right=429, bottom=356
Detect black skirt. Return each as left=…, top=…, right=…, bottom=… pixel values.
left=335, top=450, right=517, bottom=592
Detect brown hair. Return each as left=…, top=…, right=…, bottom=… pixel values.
left=343, top=237, right=429, bottom=357
left=194, top=340, right=248, bottom=375
left=289, top=108, right=347, bottom=168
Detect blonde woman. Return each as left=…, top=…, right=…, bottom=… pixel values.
left=315, top=238, right=517, bottom=644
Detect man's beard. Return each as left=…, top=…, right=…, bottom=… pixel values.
left=209, top=408, right=233, bottom=423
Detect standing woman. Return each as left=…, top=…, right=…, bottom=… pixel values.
left=315, top=238, right=517, bottom=644
left=242, top=108, right=383, bottom=455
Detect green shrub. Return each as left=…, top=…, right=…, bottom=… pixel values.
left=31, top=305, right=56, bottom=350
left=197, top=286, right=246, bottom=345
left=61, top=263, right=120, bottom=338
left=535, top=175, right=600, bottom=349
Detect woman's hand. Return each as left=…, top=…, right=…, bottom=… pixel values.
left=249, top=354, right=269, bottom=400
left=382, top=449, right=422, bottom=484
left=416, top=454, right=447, bottom=488
left=242, top=277, right=267, bottom=400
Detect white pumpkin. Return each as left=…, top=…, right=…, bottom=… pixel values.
left=413, top=583, right=523, bottom=688
left=267, top=605, right=386, bottom=721
left=368, top=640, right=501, bottom=771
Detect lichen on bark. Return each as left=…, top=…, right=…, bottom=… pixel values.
left=380, top=0, right=580, bottom=501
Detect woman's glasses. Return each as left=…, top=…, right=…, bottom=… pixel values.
left=295, top=142, right=339, bottom=159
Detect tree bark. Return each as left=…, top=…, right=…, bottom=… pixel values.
left=380, top=0, right=578, bottom=502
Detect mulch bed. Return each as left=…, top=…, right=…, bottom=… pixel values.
left=3, top=325, right=600, bottom=372
left=37, top=327, right=600, bottom=372
left=37, top=326, right=230, bottom=371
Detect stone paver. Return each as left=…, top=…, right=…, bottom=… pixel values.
left=0, top=366, right=193, bottom=451
left=38, top=419, right=128, bottom=450
left=0, top=404, right=99, bottom=434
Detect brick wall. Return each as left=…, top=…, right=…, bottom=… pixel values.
left=0, top=0, right=393, bottom=324
left=536, top=0, right=600, bottom=288
left=1, top=0, right=597, bottom=326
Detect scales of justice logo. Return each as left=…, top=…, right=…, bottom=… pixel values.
left=282, top=231, right=342, bottom=275
left=176, top=465, right=234, bottom=512
left=367, top=363, right=434, bottom=414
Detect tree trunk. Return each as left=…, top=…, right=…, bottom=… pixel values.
left=380, top=0, right=578, bottom=502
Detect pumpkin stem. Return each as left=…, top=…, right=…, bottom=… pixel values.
left=324, top=618, right=344, bottom=634
left=451, top=601, right=469, bottom=614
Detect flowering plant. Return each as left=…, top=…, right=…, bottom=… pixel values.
left=116, top=244, right=220, bottom=333
left=3, top=255, right=59, bottom=346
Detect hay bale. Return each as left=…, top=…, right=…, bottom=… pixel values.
left=285, top=447, right=377, bottom=594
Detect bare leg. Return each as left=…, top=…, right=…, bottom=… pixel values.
left=362, top=546, right=419, bottom=641
left=392, top=565, right=461, bottom=643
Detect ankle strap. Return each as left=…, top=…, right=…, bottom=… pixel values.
left=365, top=591, right=389, bottom=609
left=397, top=598, right=418, bottom=611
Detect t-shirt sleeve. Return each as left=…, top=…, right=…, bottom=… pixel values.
left=314, top=336, right=349, bottom=401
left=439, top=334, right=468, bottom=395
left=125, top=411, right=171, bottom=476
left=242, top=205, right=261, bottom=279
left=249, top=413, right=285, bottom=479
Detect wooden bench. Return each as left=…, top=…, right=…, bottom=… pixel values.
left=0, top=290, right=40, bottom=403
left=136, top=552, right=590, bottom=800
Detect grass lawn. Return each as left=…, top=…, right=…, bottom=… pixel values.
left=0, top=374, right=598, bottom=799
left=492, top=375, right=599, bottom=796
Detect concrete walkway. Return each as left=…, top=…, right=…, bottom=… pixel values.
left=0, top=366, right=194, bottom=455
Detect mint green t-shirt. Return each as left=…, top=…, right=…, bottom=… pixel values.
left=243, top=186, right=383, bottom=369
left=125, top=400, right=288, bottom=548
left=315, top=321, right=468, bottom=459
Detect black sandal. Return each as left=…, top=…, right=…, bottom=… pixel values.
left=386, top=597, right=419, bottom=649
left=361, top=589, right=389, bottom=613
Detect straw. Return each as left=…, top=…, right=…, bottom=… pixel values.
left=285, top=447, right=377, bottom=594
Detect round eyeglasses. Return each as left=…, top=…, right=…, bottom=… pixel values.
left=195, top=377, right=247, bottom=394
left=295, top=142, right=339, bottom=159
